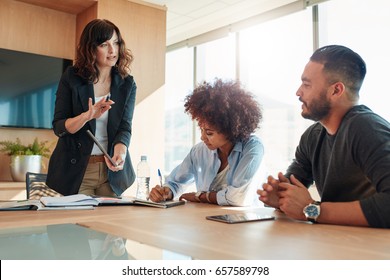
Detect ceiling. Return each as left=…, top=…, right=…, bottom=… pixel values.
left=17, top=0, right=303, bottom=46
left=2, top=0, right=303, bottom=98
left=142, top=0, right=301, bottom=46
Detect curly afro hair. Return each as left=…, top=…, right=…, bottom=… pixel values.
left=184, top=79, right=262, bottom=143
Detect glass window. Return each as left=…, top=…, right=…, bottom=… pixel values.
left=319, top=0, right=390, bottom=121
left=165, top=0, right=390, bottom=179
left=164, top=48, right=194, bottom=173
left=164, top=35, right=237, bottom=174
left=195, top=34, right=236, bottom=82
left=194, top=34, right=238, bottom=142
left=239, top=8, right=313, bottom=176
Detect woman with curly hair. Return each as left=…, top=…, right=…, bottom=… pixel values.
left=150, top=79, right=264, bottom=206
left=46, top=19, right=137, bottom=197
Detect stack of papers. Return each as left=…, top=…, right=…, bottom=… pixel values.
left=0, top=199, right=93, bottom=211
left=40, top=194, right=99, bottom=207
left=0, top=194, right=186, bottom=211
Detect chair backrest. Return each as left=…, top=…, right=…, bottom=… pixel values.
left=25, top=172, right=62, bottom=199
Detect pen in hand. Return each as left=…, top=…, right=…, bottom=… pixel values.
left=158, top=169, right=165, bottom=202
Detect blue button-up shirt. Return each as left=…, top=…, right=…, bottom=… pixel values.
left=165, top=135, right=265, bottom=206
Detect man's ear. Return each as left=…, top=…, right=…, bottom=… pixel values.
left=331, top=82, right=345, bottom=97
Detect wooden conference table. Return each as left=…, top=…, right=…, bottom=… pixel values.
left=0, top=201, right=389, bottom=260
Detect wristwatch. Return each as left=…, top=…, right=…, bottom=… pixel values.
left=195, top=191, right=204, bottom=202
left=303, top=201, right=321, bottom=223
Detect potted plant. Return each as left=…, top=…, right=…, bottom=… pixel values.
left=0, top=137, right=51, bottom=182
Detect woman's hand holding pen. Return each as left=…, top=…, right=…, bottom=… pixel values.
left=149, top=185, right=173, bottom=202
left=64, top=96, right=114, bottom=134
left=85, top=96, right=115, bottom=121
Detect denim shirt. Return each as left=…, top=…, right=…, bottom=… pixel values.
left=165, top=135, right=265, bottom=206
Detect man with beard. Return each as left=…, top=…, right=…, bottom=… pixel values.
left=258, top=45, right=390, bottom=228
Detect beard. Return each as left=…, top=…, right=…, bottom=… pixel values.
left=301, top=90, right=331, bottom=121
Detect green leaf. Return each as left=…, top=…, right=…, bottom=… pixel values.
left=0, top=137, right=51, bottom=158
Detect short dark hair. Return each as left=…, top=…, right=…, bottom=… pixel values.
left=310, top=45, right=366, bottom=94
left=184, top=79, right=262, bottom=143
left=75, top=19, right=134, bottom=82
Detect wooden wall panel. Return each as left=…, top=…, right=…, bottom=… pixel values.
left=0, top=0, right=76, bottom=180
left=16, top=0, right=97, bottom=15
left=97, top=0, right=166, bottom=104
left=0, top=0, right=166, bottom=181
left=0, top=0, right=76, bottom=59
left=76, top=3, right=98, bottom=51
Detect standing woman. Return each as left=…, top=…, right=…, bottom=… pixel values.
left=46, top=19, right=136, bottom=197
left=149, top=79, right=264, bottom=206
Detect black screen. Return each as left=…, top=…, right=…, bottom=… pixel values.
left=0, top=48, right=72, bottom=129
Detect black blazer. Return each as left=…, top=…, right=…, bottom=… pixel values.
left=46, top=66, right=137, bottom=196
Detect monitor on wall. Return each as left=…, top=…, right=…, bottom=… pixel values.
left=0, top=48, right=73, bottom=129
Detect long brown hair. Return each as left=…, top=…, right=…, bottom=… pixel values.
left=74, top=19, right=134, bottom=82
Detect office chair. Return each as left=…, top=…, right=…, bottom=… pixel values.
left=25, top=172, right=62, bottom=200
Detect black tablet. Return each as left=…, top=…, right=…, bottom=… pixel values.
left=206, top=213, right=275, bottom=224
left=86, top=130, right=117, bottom=167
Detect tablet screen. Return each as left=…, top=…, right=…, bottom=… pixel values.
left=206, top=213, right=275, bottom=224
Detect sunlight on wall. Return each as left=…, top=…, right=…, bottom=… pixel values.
left=123, top=85, right=165, bottom=198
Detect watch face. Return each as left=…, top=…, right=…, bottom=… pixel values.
left=305, top=205, right=319, bottom=217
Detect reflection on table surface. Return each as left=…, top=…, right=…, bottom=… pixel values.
left=0, top=223, right=191, bottom=260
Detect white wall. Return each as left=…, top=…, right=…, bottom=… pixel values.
left=123, top=85, right=165, bottom=197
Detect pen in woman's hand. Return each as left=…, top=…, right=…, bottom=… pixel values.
left=158, top=169, right=165, bottom=201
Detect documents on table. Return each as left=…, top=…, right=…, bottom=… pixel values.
left=0, top=194, right=186, bottom=211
